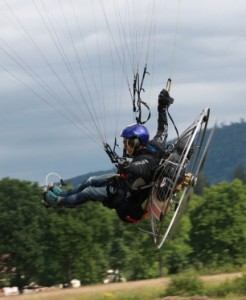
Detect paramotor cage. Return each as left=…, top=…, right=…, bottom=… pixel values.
left=143, top=107, right=213, bottom=249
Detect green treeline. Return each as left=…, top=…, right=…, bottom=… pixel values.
left=0, top=177, right=246, bottom=290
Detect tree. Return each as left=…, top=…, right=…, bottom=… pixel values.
left=160, top=214, right=193, bottom=274
left=38, top=203, right=116, bottom=285
left=0, top=178, right=47, bottom=290
left=189, top=179, right=246, bottom=268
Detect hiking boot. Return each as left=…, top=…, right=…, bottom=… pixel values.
left=41, top=186, right=51, bottom=208
left=41, top=189, right=61, bottom=208
left=45, top=190, right=60, bottom=204
left=48, top=183, right=62, bottom=196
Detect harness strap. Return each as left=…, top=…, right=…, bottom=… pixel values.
left=125, top=216, right=140, bottom=223
left=129, top=182, right=154, bottom=191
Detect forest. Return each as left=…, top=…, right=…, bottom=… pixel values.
left=0, top=164, right=245, bottom=291
left=202, top=120, right=246, bottom=184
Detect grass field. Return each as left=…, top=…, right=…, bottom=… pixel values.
left=3, top=272, right=244, bottom=300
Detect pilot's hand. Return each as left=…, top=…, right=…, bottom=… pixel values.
left=158, top=89, right=174, bottom=111
left=117, top=158, right=129, bottom=172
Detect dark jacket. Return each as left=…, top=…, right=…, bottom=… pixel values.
left=115, top=108, right=169, bottom=223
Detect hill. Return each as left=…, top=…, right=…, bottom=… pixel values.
left=203, top=120, right=246, bottom=184
left=67, top=120, right=246, bottom=186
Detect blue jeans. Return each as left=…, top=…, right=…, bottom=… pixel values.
left=59, top=173, right=116, bottom=207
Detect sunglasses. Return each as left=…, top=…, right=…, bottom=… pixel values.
left=123, top=138, right=138, bottom=147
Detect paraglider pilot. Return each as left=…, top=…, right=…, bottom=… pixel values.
left=42, top=89, right=174, bottom=223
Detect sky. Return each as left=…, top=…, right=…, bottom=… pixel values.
left=0, top=0, right=245, bottom=186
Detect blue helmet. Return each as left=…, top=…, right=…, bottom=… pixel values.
left=121, top=124, right=149, bottom=146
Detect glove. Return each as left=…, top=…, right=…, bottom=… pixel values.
left=116, top=158, right=129, bottom=172
left=158, top=89, right=174, bottom=111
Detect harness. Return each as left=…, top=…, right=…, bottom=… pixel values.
left=106, top=143, right=163, bottom=223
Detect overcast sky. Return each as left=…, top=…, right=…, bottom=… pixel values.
left=0, top=0, right=245, bottom=185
